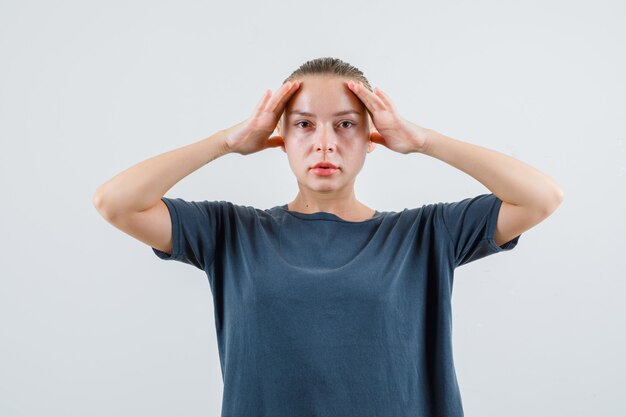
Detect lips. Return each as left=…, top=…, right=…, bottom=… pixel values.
left=311, top=162, right=338, bottom=169
left=310, top=162, right=339, bottom=177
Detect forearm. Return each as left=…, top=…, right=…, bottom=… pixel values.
left=93, top=129, right=231, bottom=217
left=420, top=129, right=564, bottom=210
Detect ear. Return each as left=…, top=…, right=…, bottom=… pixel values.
left=366, top=138, right=377, bottom=153
left=275, top=122, right=286, bottom=153
left=368, top=115, right=378, bottom=134
left=366, top=115, right=378, bottom=153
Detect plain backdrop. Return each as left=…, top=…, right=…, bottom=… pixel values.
left=1, top=0, right=624, bottom=416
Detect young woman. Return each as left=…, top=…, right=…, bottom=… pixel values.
left=93, top=57, right=563, bottom=417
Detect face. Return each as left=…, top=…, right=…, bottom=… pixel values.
left=276, top=75, right=377, bottom=194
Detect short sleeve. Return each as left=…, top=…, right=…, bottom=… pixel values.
left=152, top=197, right=223, bottom=271
left=439, top=193, right=521, bottom=267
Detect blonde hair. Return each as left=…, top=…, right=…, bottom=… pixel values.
left=282, top=57, right=373, bottom=92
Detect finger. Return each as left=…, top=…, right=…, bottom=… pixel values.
left=373, top=87, right=395, bottom=110
left=369, top=131, right=387, bottom=146
left=266, top=136, right=285, bottom=148
left=348, top=81, right=385, bottom=112
left=254, top=89, right=272, bottom=113
left=267, top=80, right=300, bottom=114
left=257, top=82, right=291, bottom=113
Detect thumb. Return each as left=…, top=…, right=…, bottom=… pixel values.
left=369, top=131, right=386, bottom=146
left=265, top=135, right=285, bottom=149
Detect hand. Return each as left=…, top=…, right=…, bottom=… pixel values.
left=223, top=81, right=301, bottom=155
left=346, top=80, right=431, bottom=154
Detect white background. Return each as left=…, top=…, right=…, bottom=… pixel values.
left=1, top=0, right=624, bottom=416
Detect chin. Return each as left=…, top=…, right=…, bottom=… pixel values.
left=299, top=178, right=337, bottom=191
left=313, top=185, right=337, bottom=193
left=311, top=180, right=349, bottom=193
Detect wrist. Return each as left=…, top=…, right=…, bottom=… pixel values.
left=218, top=128, right=235, bottom=155
left=409, top=123, right=433, bottom=154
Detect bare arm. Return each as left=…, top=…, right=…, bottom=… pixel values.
left=91, top=130, right=233, bottom=255
left=91, top=81, right=300, bottom=254
left=421, top=130, right=563, bottom=210
left=92, top=79, right=302, bottom=217
left=92, top=130, right=230, bottom=218
left=343, top=81, right=564, bottom=247
left=420, top=129, right=564, bottom=246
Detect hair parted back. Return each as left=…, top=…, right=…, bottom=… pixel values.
left=282, top=57, right=373, bottom=92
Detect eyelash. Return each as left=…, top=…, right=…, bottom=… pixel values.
left=295, top=121, right=355, bottom=129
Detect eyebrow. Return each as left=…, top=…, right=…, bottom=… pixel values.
left=287, top=110, right=362, bottom=117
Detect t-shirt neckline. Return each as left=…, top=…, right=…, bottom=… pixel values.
left=278, top=204, right=381, bottom=223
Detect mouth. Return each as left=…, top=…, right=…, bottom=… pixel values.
left=311, top=162, right=338, bottom=170
left=310, top=163, right=339, bottom=176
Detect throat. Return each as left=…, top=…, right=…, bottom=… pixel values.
left=286, top=203, right=376, bottom=221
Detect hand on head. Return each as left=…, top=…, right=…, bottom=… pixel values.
left=222, top=78, right=430, bottom=156
left=346, top=81, right=430, bottom=154
left=222, top=81, right=301, bottom=156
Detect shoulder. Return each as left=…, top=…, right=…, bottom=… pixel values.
left=160, top=197, right=270, bottom=223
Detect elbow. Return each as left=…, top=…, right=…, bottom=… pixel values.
left=92, top=187, right=108, bottom=210
left=553, top=185, right=565, bottom=206
left=92, top=188, right=115, bottom=219
left=92, top=189, right=103, bottom=209
left=543, top=186, right=565, bottom=216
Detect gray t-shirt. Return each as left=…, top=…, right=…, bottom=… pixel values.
left=152, top=193, right=520, bottom=417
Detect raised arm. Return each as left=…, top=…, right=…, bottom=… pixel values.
left=92, top=80, right=301, bottom=254
left=92, top=131, right=231, bottom=254
left=419, top=130, right=564, bottom=246
left=345, top=80, right=564, bottom=246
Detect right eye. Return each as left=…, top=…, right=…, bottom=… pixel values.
left=295, top=121, right=311, bottom=128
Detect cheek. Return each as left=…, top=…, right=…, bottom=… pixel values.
left=347, top=144, right=370, bottom=164
left=283, top=145, right=307, bottom=170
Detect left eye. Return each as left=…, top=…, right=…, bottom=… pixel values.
left=295, top=121, right=355, bottom=129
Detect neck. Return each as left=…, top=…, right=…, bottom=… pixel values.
left=287, top=189, right=373, bottom=220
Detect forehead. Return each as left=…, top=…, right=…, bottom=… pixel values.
left=284, top=75, right=365, bottom=117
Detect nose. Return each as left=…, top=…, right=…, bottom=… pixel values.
left=315, top=128, right=336, bottom=154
